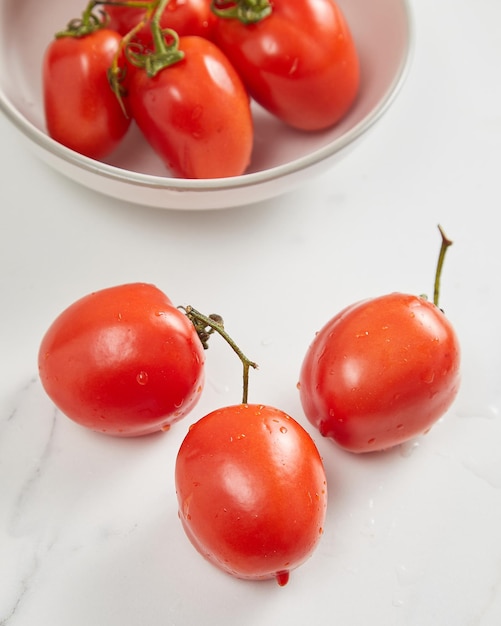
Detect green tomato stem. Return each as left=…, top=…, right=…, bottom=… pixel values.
left=124, top=0, right=185, bottom=77
left=181, top=306, right=258, bottom=405
left=55, top=0, right=107, bottom=38
left=99, top=0, right=159, bottom=10
left=211, top=0, right=272, bottom=24
left=433, top=224, right=453, bottom=308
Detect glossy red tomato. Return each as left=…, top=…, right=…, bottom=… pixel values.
left=43, top=29, right=131, bottom=159
left=38, top=283, right=205, bottom=437
left=127, top=36, right=253, bottom=178
left=299, top=293, right=461, bottom=453
left=212, top=0, right=360, bottom=130
left=175, top=404, right=327, bottom=585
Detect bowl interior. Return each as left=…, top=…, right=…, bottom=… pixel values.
left=0, top=0, right=412, bottom=182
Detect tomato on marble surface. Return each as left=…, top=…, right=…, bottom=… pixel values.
left=175, top=403, right=327, bottom=585
left=298, top=228, right=461, bottom=453
left=211, top=0, right=360, bottom=130
left=298, top=292, right=461, bottom=453
left=38, top=283, right=205, bottom=437
left=42, top=16, right=130, bottom=159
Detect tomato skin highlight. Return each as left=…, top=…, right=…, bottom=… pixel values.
left=213, top=0, right=360, bottom=131
left=42, top=29, right=131, bottom=159
left=127, top=36, right=253, bottom=178
left=175, top=404, right=327, bottom=584
left=299, top=293, right=461, bottom=453
left=38, top=283, right=205, bottom=437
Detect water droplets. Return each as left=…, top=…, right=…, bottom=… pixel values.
left=355, top=330, right=369, bottom=338
left=421, top=370, right=435, bottom=384
left=275, top=570, right=290, bottom=586
left=136, top=371, right=149, bottom=386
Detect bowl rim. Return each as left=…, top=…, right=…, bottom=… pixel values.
left=0, top=0, right=414, bottom=194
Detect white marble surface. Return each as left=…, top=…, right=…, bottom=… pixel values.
left=1, top=0, right=501, bottom=624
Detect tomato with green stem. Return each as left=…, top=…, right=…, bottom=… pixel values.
left=43, top=3, right=131, bottom=159
left=175, top=310, right=327, bottom=586
left=298, top=226, right=461, bottom=453
left=123, top=0, right=253, bottom=178
left=211, top=0, right=360, bottom=131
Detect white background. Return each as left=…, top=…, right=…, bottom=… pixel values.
left=2, top=0, right=501, bottom=624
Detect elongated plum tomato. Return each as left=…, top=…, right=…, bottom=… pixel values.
left=127, top=36, right=253, bottom=179
left=38, top=283, right=205, bottom=437
left=212, top=0, right=360, bottom=130
left=175, top=404, right=327, bottom=585
left=43, top=29, right=131, bottom=159
left=298, top=293, right=461, bottom=453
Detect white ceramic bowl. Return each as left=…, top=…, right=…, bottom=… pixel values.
left=0, top=0, right=413, bottom=210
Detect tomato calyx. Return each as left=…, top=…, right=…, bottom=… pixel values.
left=124, top=0, right=185, bottom=77
left=54, top=0, right=110, bottom=39
left=181, top=306, right=258, bottom=404
left=211, top=0, right=272, bottom=25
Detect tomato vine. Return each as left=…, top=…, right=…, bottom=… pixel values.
left=181, top=306, right=258, bottom=404
left=434, top=225, right=454, bottom=308
left=211, top=0, right=272, bottom=24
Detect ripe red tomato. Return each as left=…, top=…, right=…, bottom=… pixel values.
left=127, top=36, right=253, bottom=178
left=175, top=404, right=327, bottom=585
left=299, top=293, right=461, bottom=453
left=105, top=0, right=217, bottom=40
left=212, top=0, right=360, bottom=130
left=42, top=29, right=131, bottom=159
left=38, top=283, right=205, bottom=437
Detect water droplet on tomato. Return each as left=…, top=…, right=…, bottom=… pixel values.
left=275, top=570, right=290, bottom=586
left=296, top=382, right=301, bottom=390
left=288, top=57, right=299, bottom=75
left=319, top=422, right=329, bottom=437
left=136, top=371, right=148, bottom=385
left=161, top=424, right=171, bottom=432
left=367, top=437, right=376, bottom=445
left=355, top=330, right=369, bottom=338
left=280, top=426, right=288, bottom=434
left=422, top=370, right=435, bottom=384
